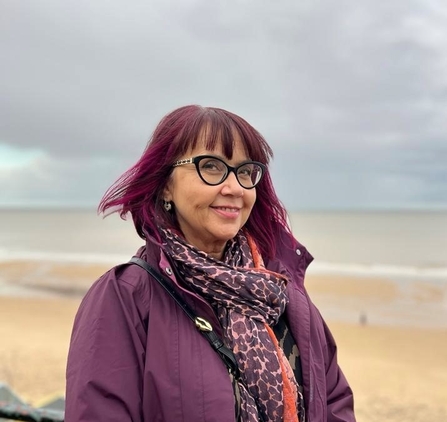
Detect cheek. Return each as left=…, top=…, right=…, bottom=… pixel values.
left=174, top=183, right=216, bottom=211
left=247, top=191, right=257, bottom=210
left=242, top=192, right=257, bottom=223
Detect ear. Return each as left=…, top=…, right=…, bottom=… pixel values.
left=163, top=182, right=173, bottom=202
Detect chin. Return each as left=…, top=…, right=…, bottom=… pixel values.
left=209, top=224, right=244, bottom=244
left=216, top=231, right=241, bottom=243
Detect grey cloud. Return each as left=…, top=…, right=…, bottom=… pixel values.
left=1, top=0, right=447, bottom=209
left=0, top=154, right=130, bottom=207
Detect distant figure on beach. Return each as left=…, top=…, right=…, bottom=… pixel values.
left=65, top=105, right=356, bottom=421
left=360, top=311, right=368, bottom=326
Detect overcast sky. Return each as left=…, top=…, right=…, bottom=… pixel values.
left=1, top=0, right=446, bottom=211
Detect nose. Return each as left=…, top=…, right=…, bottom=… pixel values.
left=221, top=170, right=244, bottom=196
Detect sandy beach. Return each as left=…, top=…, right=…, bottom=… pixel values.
left=0, top=262, right=446, bottom=421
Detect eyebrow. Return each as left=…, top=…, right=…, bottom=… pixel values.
left=197, top=154, right=253, bottom=165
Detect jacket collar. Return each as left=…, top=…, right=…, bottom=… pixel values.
left=266, top=227, right=313, bottom=289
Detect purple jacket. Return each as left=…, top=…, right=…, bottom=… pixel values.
left=65, top=231, right=355, bottom=422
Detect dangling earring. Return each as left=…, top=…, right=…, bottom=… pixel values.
left=163, top=200, right=172, bottom=212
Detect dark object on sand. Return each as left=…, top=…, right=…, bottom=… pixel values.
left=0, top=383, right=64, bottom=421
left=0, top=401, right=64, bottom=422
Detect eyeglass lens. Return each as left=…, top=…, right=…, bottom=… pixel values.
left=197, top=157, right=263, bottom=188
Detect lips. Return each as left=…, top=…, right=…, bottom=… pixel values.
left=212, top=206, right=241, bottom=212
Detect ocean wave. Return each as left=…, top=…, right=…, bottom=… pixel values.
left=0, top=249, right=131, bottom=265
left=1, top=249, right=447, bottom=281
left=309, top=261, right=447, bottom=280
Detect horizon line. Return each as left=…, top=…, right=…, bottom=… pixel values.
left=0, top=204, right=446, bottom=213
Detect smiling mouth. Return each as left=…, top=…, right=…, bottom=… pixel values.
left=212, top=206, right=240, bottom=212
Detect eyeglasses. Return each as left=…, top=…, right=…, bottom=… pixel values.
left=172, top=155, right=266, bottom=189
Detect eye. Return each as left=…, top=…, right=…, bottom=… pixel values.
left=237, top=164, right=253, bottom=178
left=199, top=158, right=226, bottom=173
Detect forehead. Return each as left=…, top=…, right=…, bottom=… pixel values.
left=186, top=126, right=250, bottom=160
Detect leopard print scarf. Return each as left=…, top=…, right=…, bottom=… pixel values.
left=160, top=227, right=300, bottom=422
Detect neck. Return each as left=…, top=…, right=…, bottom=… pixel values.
left=208, top=250, right=224, bottom=260
left=203, top=241, right=227, bottom=260
left=183, top=235, right=228, bottom=261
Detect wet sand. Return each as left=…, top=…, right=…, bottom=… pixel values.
left=0, top=262, right=446, bottom=421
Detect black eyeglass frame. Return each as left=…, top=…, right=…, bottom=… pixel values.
left=172, top=155, right=266, bottom=189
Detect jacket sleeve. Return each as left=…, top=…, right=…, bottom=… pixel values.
left=322, top=318, right=356, bottom=422
left=65, top=266, right=149, bottom=422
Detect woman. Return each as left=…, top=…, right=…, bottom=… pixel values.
left=65, top=105, right=355, bottom=422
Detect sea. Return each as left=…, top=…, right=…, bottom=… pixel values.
left=0, top=209, right=446, bottom=328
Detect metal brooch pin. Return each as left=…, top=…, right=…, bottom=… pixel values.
left=195, top=317, right=213, bottom=332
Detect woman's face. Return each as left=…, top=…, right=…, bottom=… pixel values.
left=163, top=134, right=257, bottom=259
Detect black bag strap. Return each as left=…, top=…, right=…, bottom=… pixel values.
left=129, top=256, right=240, bottom=379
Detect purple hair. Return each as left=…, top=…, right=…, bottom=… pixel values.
left=98, top=105, right=292, bottom=259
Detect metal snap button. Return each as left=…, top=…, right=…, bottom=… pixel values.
left=165, top=267, right=173, bottom=275
left=295, top=248, right=301, bottom=256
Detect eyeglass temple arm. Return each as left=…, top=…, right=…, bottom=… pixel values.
left=172, top=158, right=194, bottom=167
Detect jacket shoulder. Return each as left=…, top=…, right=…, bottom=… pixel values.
left=80, top=246, right=159, bottom=313
left=88, top=261, right=149, bottom=292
